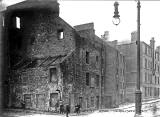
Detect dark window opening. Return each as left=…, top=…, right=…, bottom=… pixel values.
left=96, top=56, right=99, bottom=63
left=57, top=30, right=64, bottom=39
left=90, top=97, right=94, bottom=107
left=86, top=72, right=90, bottom=86
left=86, top=51, right=90, bottom=64
left=96, top=75, right=99, bottom=87
left=50, top=68, right=58, bottom=83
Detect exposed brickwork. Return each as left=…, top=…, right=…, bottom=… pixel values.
left=3, top=0, right=126, bottom=112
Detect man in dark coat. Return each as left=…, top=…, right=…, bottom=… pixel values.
left=66, top=104, right=70, bottom=117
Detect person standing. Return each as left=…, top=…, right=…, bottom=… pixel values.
left=66, top=104, right=70, bottom=117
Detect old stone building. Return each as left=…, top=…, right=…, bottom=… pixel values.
left=3, top=0, right=83, bottom=111
left=102, top=39, right=126, bottom=107
left=73, top=27, right=126, bottom=108
left=117, top=31, right=160, bottom=102
left=2, top=0, right=126, bottom=112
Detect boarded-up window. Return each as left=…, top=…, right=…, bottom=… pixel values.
left=36, top=94, right=45, bottom=110
left=50, top=68, right=58, bottom=83
left=50, top=93, right=58, bottom=107
left=24, top=94, right=32, bottom=109
left=90, top=97, right=94, bottom=107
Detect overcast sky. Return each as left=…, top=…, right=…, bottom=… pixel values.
left=2, top=0, right=160, bottom=47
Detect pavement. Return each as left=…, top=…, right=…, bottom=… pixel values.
left=2, top=98, right=160, bottom=117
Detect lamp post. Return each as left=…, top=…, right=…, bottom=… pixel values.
left=113, top=0, right=142, bottom=116
left=135, top=1, right=142, bottom=115
left=112, top=1, right=120, bottom=25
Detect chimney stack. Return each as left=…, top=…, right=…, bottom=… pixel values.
left=131, top=31, right=137, bottom=42
left=101, top=31, right=109, bottom=41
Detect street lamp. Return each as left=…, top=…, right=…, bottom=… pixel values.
left=113, top=0, right=142, bottom=116
left=112, top=1, right=120, bottom=26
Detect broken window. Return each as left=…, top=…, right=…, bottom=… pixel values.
left=50, top=68, right=58, bottom=83
left=50, top=93, right=58, bottom=107
left=16, top=17, right=20, bottom=29
left=57, top=30, right=64, bottom=39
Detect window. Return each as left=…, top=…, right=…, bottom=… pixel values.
left=90, top=77, right=95, bottom=88
left=90, top=97, right=94, bottom=107
left=24, top=94, right=32, bottom=108
left=50, top=68, right=58, bottom=83
left=145, top=45, right=147, bottom=55
left=79, top=97, right=83, bottom=107
left=154, top=88, right=156, bottom=96
left=155, top=76, right=157, bottom=84
left=148, top=48, right=151, bottom=56
left=145, top=72, right=147, bottom=83
left=86, top=51, right=90, bottom=64
left=150, top=87, right=152, bottom=96
left=86, top=97, right=89, bottom=108
left=95, top=75, right=99, bottom=87
left=145, top=58, right=147, bottom=69
left=145, top=87, right=147, bottom=97
left=96, top=96, right=99, bottom=109
left=86, top=72, right=90, bottom=86
left=16, top=17, right=20, bottom=29
left=96, top=56, right=99, bottom=63
left=57, top=30, right=64, bottom=39
left=50, top=93, right=58, bottom=107
left=2, top=16, right=4, bottom=27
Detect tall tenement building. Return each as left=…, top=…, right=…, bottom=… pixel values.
left=1, top=0, right=126, bottom=112
left=118, top=31, right=160, bottom=102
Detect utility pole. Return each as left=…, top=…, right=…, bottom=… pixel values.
left=112, top=0, right=142, bottom=116
left=135, top=0, right=142, bottom=116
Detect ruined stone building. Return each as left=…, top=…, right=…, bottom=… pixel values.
left=73, top=26, right=126, bottom=108
left=2, top=0, right=126, bottom=112
left=118, top=31, right=160, bottom=102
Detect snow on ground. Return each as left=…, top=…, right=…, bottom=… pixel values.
left=18, top=114, right=63, bottom=117
left=16, top=110, right=158, bottom=117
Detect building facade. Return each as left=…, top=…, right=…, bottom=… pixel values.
left=2, top=0, right=126, bottom=112
left=118, top=31, right=160, bottom=102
